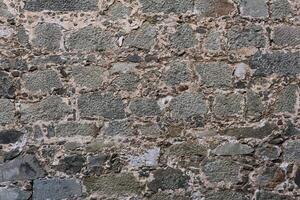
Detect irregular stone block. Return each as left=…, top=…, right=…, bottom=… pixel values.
left=270, top=0, right=292, bottom=19
left=0, top=0, right=12, bottom=18
left=0, top=99, right=14, bottom=124
left=107, top=2, right=131, bottom=20
left=227, top=25, right=266, bottom=50
left=23, top=70, right=62, bottom=94
left=0, top=71, right=15, bottom=98
left=203, top=29, right=222, bottom=52
left=84, top=173, right=141, bottom=195
left=0, top=130, right=23, bottom=144
left=124, top=23, right=157, bottom=50
left=256, top=145, right=281, bottom=161
left=139, top=0, right=193, bottom=14
left=0, top=154, right=45, bottom=182
left=196, top=62, right=233, bottom=88
left=32, top=23, right=62, bottom=51
left=0, top=187, right=31, bottom=200
left=24, top=0, right=98, bottom=11
left=255, top=191, right=289, bottom=200
left=201, top=158, right=240, bottom=184
left=205, top=190, right=249, bottom=200
left=20, top=96, right=72, bottom=123
left=250, top=51, right=300, bottom=76
left=283, top=139, right=300, bottom=162
left=252, top=165, right=285, bottom=188
left=274, top=85, right=298, bottom=113
left=57, top=154, right=85, bottom=174
left=129, top=147, right=160, bottom=168
left=170, top=24, right=197, bottom=49
left=55, top=122, right=98, bottom=137
left=66, top=26, right=113, bottom=51
left=213, top=93, right=243, bottom=117
left=112, top=72, right=139, bottom=91
left=163, top=62, right=191, bottom=86
left=273, top=25, right=300, bottom=47
left=213, top=142, right=254, bottom=155
left=195, top=0, right=235, bottom=17
left=148, top=168, right=188, bottom=192
left=33, top=178, right=82, bottom=200
left=166, top=142, right=207, bottom=157
left=239, top=0, right=268, bottom=18
left=102, top=119, right=133, bottom=136
left=246, top=90, right=264, bottom=118
left=78, top=92, right=126, bottom=119
left=72, top=66, right=103, bottom=89
left=129, top=98, right=161, bottom=117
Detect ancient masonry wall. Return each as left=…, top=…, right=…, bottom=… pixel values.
left=0, top=0, right=300, bottom=199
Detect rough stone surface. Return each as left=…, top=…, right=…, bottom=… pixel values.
left=0, top=187, right=31, bottom=200
left=107, top=2, right=131, bottom=20
left=102, top=119, right=133, bottom=136
left=239, top=0, right=268, bottom=18
left=205, top=190, right=249, bottom=200
left=246, top=90, right=264, bottom=118
left=170, top=24, right=197, bottom=49
left=24, top=0, right=98, bottom=11
left=129, top=98, right=161, bottom=117
left=0, top=99, right=14, bottom=124
left=55, top=122, right=98, bottom=137
left=78, top=92, right=125, bottom=119
left=283, top=140, right=300, bottom=163
left=163, top=62, right=191, bottom=86
left=256, top=145, right=281, bottom=161
left=270, top=0, right=292, bottom=19
left=273, top=25, right=300, bottom=47
left=213, top=142, right=254, bottom=155
left=32, top=23, right=62, bottom=51
left=33, top=178, right=82, bottom=200
left=23, top=70, right=62, bottom=93
left=20, top=96, right=72, bottom=123
left=196, top=62, right=233, bottom=88
left=0, top=71, right=15, bottom=98
left=139, top=0, right=193, bottom=14
left=112, top=72, right=139, bottom=91
left=195, top=0, right=235, bottom=17
left=170, top=92, right=208, bottom=119
left=57, top=154, right=85, bottom=174
left=72, top=66, right=103, bottom=89
left=213, top=93, right=243, bottom=117
left=0, top=130, right=23, bottom=144
left=203, top=29, right=222, bottom=52
left=274, top=85, right=298, bottom=113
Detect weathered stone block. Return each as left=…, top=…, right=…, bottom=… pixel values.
left=0, top=130, right=23, bottom=144
left=57, top=154, right=85, bottom=174
left=213, top=142, right=254, bottom=155
left=213, top=93, right=243, bottom=117
left=205, top=190, right=249, bottom=200
left=139, top=0, right=193, bottom=14
left=124, top=23, right=157, bottom=50
left=32, top=23, right=62, bottom=51
left=163, top=62, right=191, bottom=86
left=203, top=29, right=222, bottom=52
left=107, top=2, right=131, bottom=20
left=78, top=92, right=126, bottom=119
left=195, top=0, right=235, bottom=17
left=33, top=178, right=82, bottom=200
left=227, top=25, right=266, bottom=50
left=129, top=98, right=161, bottom=117
left=256, top=145, right=281, bottom=161
left=112, top=72, right=139, bottom=91
left=0, top=154, right=45, bottom=182
left=166, top=142, right=207, bottom=157
left=273, top=25, right=300, bottom=47
left=66, top=26, right=113, bottom=51
left=250, top=51, right=300, bottom=76
left=239, top=0, right=268, bottom=18
left=283, top=139, right=300, bottom=162
left=0, top=0, right=12, bottom=18
left=170, top=92, right=208, bottom=119
left=102, top=119, right=133, bottom=136
left=23, top=70, right=62, bottom=93
left=0, top=71, right=15, bottom=98
left=274, top=85, right=298, bottom=113
left=270, top=0, right=292, bottom=19
left=246, top=90, right=264, bottom=118
left=196, top=62, right=233, bottom=88
left=0, top=99, right=14, bottom=124
left=170, top=24, right=197, bottom=49
left=0, top=188, right=31, bottom=200
left=55, top=122, right=98, bottom=137
left=21, top=96, right=72, bottom=123
left=24, top=0, right=98, bottom=11
left=72, top=66, right=103, bottom=89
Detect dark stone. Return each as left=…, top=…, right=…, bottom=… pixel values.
left=148, top=168, right=189, bottom=192
left=33, top=178, right=82, bottom=200
left=24, top=0, right=98, bottom=11
left=0, top=71, right=15, bottom=98
left=0, top=154, right=45, bottom=182
left=0, top=130, right=24, bottom=144
left=57, top=154, right=85, bottom=174
left=250, top=51, right=300, bottom=76
left=127, top=54, right=142, bottom=63
left=295, top=169, right=300, bottom=187
left=194, top=0, right=235, bottom=17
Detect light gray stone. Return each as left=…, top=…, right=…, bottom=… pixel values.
left=55, top=122, right=98, bottom=137
left=274, top=85, right=298, bottom=113
left=213, top=142, right=254, bottom=155
left=213, top=93, right=243, bottom=117
left=163, top=62, right=191, bottom=86
left=203, top=30, right=222, bottom=52
left=129, top=98, right=161, bottom=117
left=0, top=187, right=31, bottom=200
left=170, top=24, right=197, bottom=49
left=273, top=25, right=300, bottom=47
left=102, top=119, right=133, bottom=136
left=0, top=71, right=15, bottom=98
left=72, top=66, right=103, bottom=89
left=112, top=72, right=139, bottom=91
left=129, top=147, right=160, bottom=168
left=270, top=0, right=292, bottom=19
left=283, top=139, right=300, bottom=162
left=0, top=99, right=14, bottom=124
left=239, top=0, right=268, bottom=18
left=107, top=2, right=131, bottom=20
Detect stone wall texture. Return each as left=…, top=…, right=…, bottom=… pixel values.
left=0, top=0, right=300, bottom=199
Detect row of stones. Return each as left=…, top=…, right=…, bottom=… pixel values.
left=10, top=22, right=300, bottom=52
left=21, top=0, right=295, bottom=20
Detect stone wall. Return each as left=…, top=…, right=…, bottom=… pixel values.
left=0, top=0, right=299, bottom=199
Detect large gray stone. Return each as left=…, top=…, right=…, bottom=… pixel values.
left=33, top=178, right=82, bottom=200
left=0, top=0, right=12, bottom=18
left=227, top=25, right=266, bottom=50
left=273, top=25, right=300, bottom=47
left=163, top=62, right=191, bottom=86
left=195, top=0, right=235, bottom=17
left=0, top=99, right=14, bottom=124
left=20, top=96, right=72, bottom=123
left=196, top=62, right=233, bottom=88
left=274, top=85, right=298, bottom=113
left=102, top=120, right=133, bottom=136
left=255, top=191, right=290, bottom=200
left=256, top=145, right=281, bottom=161
left=270, top=0, right=292, bottom=19
left=124, top=23, right=157, bottom=50
left=57, top=154, right=85, bottom=174
left=239, top=0, right=268, bottom=18
left=0, top=154, right=45, bottom=182
left=213, top=142, right=254, bottom=155
left=23, top=70, right=62, bottom=94
left=0, top=188, right=31, bottom=200
left=201, top=158, right=240, bottom=184
left=107, top=2, right=131, bottom=20
left=72, top=66, right=103, bottom=89
left=24, top=0, right=98, bottom=11
left=55, top=122, right=98, bottom=137
left=170, top=92, right=208, bottom=119
left=170, top=24, right=197, bottom=49
left=0, top=130, right=23, bottom=144
left=213, top=93, right=243, bottom=117
left=32, top=23, right=62, bottom=51
left=139, top=0, right=193, bottom=14
left=0, top=71, right=15, bottom=98
left=78, top=92, right=126, bottom=119
left=283, top=139, right=300, bottom=163
left=250, top=51, right=300, bottom=76
left=203, top=29, right=222, bottom=52
left=246, top=90, right=264, bottom=118
left=66, top=26, right=113, bottom=51
left=129, top=98, right=161, bottom=117
left=112, top=72, right=139, bottom=91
